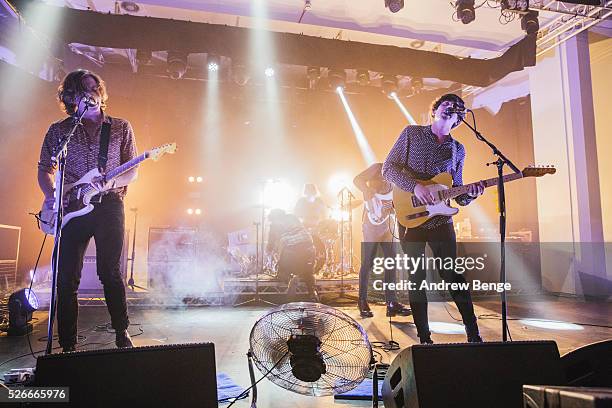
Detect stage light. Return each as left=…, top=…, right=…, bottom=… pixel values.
left=263, top=180, right=297, bottom=212
left=196, top=176, right=203, bottom=183
left=188, top=176, right=195, bottom=183
left=330, top=206, right=350, bottom=222
left=356, top=69, right=370, bottom=86
left=521, top=10, right=539, bottom=34
left=187, top=208, right=194, bottom=215
left=307, top=66, right=320, bottom=90
left=194, top=209, right=202, bottom=215
left=328, top=68, right=346, bottom=91
left=411, top=77, right=424, bottom=94
left=385, top=0, right=404, bottom=13
left=328, top=172, right=352, bottom=195
left=207, top=54, right=220, bottom=72
left=136, top=49, right=152, bottom=65
left=456, top=0, right=476, bottom=24
left=382, top=74, right=398, bottom=96
left=501, top=0, right=529, bottom=11
left=264, top=67, right=275, bottom=78
left=7, top=288, right=38, bottom=336
left=167, top=51, right=188, bottom=80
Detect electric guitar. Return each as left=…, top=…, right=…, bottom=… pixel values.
left=392, top=165, right=556, bottom=229
left=364, top=191, right=394, bottom=225
left=39, top=142, right=177, bottom=235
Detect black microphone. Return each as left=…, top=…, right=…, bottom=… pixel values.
left=444, top=104, right=467, bottom=115
left=82, top=95, right=97, bottom=108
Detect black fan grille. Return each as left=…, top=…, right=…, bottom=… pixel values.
left=249, top=302, right=371, bottom=396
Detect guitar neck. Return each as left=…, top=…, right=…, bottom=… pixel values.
left=441, top=172, right=523, bottom=200
left=105, top=152, right=149, bottom=180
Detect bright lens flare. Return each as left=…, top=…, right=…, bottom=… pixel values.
left=262, top=180, right=296, bottom=212
left=328, top=172, right=352, bottom=194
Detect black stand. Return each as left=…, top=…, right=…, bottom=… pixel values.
left=460, top=112, right=520, bottom=342
left=233, top=181, right=276, bottom=307
left=330, top=187, right=358, bottom=303
left=127, top=207, right=146, bottom=291
left=46, top=107, right=89, bottom=354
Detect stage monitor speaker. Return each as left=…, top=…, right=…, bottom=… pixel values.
left=562, top=339, right=612, bottom=387
left=523, top=385, right=612, bottom=408
left=382, top=341, right=564, bottom=408
left=35, top=342, right=218, bottom=408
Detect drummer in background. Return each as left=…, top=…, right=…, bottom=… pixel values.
left=294, top=183, right=328, bottom=229
left=354, top=163, right=411, bottom=318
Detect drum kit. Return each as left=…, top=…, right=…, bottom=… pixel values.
left=227, top=196, right=364, bottom=280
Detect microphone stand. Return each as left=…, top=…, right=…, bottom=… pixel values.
left=127, top=207, right=147, bottom=291
left=459, top=111, right=520, bottom=342
left=46, top=106, right=89, bottom=354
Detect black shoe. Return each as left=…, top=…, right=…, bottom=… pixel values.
left=420, top=337, right=434, bottom=345
left=466, top=323, right=483, bottom=343
left=467, top=334, right=483, bottom=343
left=358, top=301, right=374, bottom=318
left=115, top=330, right=134, bottom=348
left=62, top=345, right=76, bottom=353
left=386, top=302, right=412, bottom=317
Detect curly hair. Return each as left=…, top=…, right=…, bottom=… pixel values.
left=430, top=93, right=466, bottom=128
left=57, top=69, right=108, bottom=115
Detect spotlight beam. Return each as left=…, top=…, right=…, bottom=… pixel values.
left=336, top=88, right=376, bottom=165
left=390, top=93, right=418, bottom=125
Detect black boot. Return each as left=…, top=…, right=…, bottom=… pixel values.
left=386, top=302, right=412, bottom=317
left=466, top=324, right=483, bottom=343
left=62, top=345, right=76, bottom=353
left=116, top=330, right=134, bottom=348
left=359, top=301, right=373, bottom=318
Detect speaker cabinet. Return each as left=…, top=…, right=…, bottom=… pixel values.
left=35, top=342, right=218, bottom=407
left=562, top=339, right=612, bottom=387
left=382, top=341, right=564, bottom=408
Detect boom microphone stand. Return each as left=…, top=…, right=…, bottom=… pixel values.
left=459, top=110, right=520, bottom=342
left=46, top=105, right=89, bottom=355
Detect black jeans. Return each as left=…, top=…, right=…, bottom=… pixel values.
left=277, top=242, right=316, bottom=298
left=359, top=242, right=398, bottom=306
left=399, top=222, right=478, bottom=341
left=56, top=195, right=129, bottom=347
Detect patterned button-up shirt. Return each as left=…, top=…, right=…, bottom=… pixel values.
left=382, top=125, right=473, bottom=229
left=38, top=114, right=137, bottom=199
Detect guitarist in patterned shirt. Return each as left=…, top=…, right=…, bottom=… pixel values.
left=37, top=70, right=136, bottom=352
left=383, top=93, right=485, bottom=344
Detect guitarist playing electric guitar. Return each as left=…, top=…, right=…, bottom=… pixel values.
left=353, top=163, right=411, bottom=318
left=382, top=93, right=485, bottom=344
left=37, top=70, right=138, bottom=352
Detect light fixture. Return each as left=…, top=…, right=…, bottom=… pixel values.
left=382, top=73, right=398, bottom=95
left=187, top=208, right=194, bottom=215
left=501, top=0, right=529, bottom=11
left=136, top=49, right=152, bottom=65
left=521, top=10, right=539, bottom=34
left=307, top=66, right=320, bottom=90
left=188, top=176, right=195, bottom=183
left=411, top=77, right=424, bottom=94
left=7, top=289, right=39, bottom=336
left=456, top=0, right=476, bottom=24
left=207, top=54, right=220, bottom=72
left=264, top=67, right=275, bottom=77
left=328, top=68, right=346, bottom=90
left=167, top=51, right=188, bottom=80
left=356, top=69, right=370, bottom=86
left=385, top=0, right=404, bottom=13
left=196, top=176, right=203, bottom=183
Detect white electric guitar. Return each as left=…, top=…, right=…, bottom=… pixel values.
left=39, top=142, right=177, bottom=235
left=364, top=191, right=394, bottom=225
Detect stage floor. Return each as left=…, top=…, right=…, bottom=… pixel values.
left=1, top=295, right=610, bottom=407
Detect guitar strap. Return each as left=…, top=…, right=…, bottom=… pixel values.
left=97, top=116, right=112, bottom=172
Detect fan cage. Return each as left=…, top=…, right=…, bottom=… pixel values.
left=249, top=302, right=372, bottom=397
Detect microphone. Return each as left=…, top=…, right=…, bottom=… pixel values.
left=82, top=95, right=98, bottom=108
left=444, top=105, right=467, bottom=115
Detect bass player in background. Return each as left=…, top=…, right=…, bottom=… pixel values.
left=37, top=69, right=137, bottom=352
left=354, top=163, right=411, bottom=318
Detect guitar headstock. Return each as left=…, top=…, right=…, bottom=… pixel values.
left=522, top=165, right=556, bottom=178
left=148, top=143, right=177, bottom=161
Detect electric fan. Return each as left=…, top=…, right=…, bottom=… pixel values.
left=247, top=302, right=372, bottom=402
